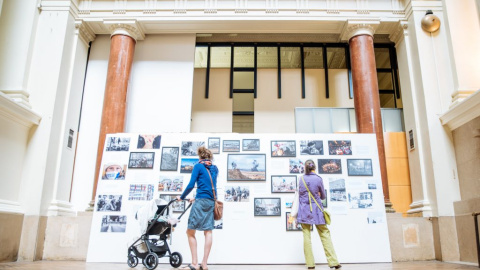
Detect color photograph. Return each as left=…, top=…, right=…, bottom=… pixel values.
left=224, top=186, right=250, bottom=202
left=128, top=184, right=154, bottom=201
left=289, top=159, right=305, bottom=174
left=180, top=158, right=199, bottom=173
left=159, top=194, right=186, bottom=212
left=317, top=159, right=342, bottom=174
left=328, top=140, right=352, bottom=155
left=242, top=139, right=260, bottom=151
left=223, top=140, right=241, bottom=152
left=300, top=140, right=323, bottom=155
left=254, top=198, right=281, bottom=216
left=160, top=147, right=179, bottom=171
left=208, top=137, right=221, bottom=154
left=329, top=178, right=346, bottom=202
left=347, top=159, right=373, bottom=176
left=128, top=152, right=155, bottom=169
left=137, top=134, right=161, bottom=149
left=271, top=175, right=297, bottom=193
left=286, top=212, right=302, bottom=231
left=101, top=164, right=126, bottom=180
left=158, top=175, right=184, bottom=192
left=271, top=140, right=296, bottom=157
left=181, top=141, right=205, bottom=156
left=227, top=154, right=266, bottom=181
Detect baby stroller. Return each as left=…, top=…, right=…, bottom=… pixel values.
left=127, top=199, right=192, bottom=270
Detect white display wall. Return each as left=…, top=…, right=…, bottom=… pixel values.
left=87, top=133, right=392, bottom=264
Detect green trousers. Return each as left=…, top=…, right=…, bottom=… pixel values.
left=301, top=223, right=339, bottom=268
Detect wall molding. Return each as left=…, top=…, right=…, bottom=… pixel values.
left=0, top=92, right=41, bottom=128
left=407, top=200, right=433, bottom=217
left=440, top=90, right=480, bottom=130
left=0, top=199, right=25, bottom=215
left=47, top=200, right=76, bottom=216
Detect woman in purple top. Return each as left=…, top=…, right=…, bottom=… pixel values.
left=297, top=159, right=341, bottom=269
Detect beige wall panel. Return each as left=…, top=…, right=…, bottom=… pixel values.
left=384, top=132, right=408, bottom=158
left=438, top=216, right=460, bottom=261
left=0, top=213, right=23, bottom=262
left=387, top=158, right=411, bottom=186
left=389, top=185, right=413, bottom=214
left=454, top=197, right=480, bottom=263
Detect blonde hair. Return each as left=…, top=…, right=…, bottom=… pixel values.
left=305, top=159, right=316, bottom=174
left=197, top=146, right=213, bottom=160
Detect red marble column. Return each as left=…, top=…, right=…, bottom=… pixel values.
left=349, top=34, right=393, bottom=210
left=91, top=34, right=136, bottom=201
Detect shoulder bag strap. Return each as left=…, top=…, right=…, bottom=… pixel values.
left=301, top=176, right=323, bottom=213
left=205, top=167, right=217, bottom=201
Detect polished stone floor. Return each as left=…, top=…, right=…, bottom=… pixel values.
left=0, top=261, right=478, bottom=270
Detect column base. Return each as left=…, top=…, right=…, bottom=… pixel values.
left=1, top=90, right=32, bottom=109
left=47, top=200, right=76, bottom=216
left=407, top=200, right=433, bottom=217
left=385, top=201, right=396, bottom=213
left=85, top=200, right=95, bottom=212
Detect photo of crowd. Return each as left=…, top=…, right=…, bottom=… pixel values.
left=328, top=140, right=352, bottom=155
left=347, top=159, right=373, bottom=176
left=181, top=141, right=205, bottom=156
left=271, top=141, right=296, bottom=157
left=105, top=137, right=130, bottom=151
left=96, top=195, right=122, bottom=212
left=224, top=186, right=250, bottom=202
left=271, top=175, right=296, bottom=193
left=128, top=184, right=154, bottom=201
left=289, top=159, right=305, bottom=174
left=128, top=152, right=155, bottom=169
left=158, top=176, right=184, bottom=192
left=101, top=164, right=126, bottom=180
left=100, top=215, right=127, bottom=233
left=300, top=140, right=323, bottom=155
left=317, top=159, right=342, bottom=174
left=254, top=198, right=281, bottom=216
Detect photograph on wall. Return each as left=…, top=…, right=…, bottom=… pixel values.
left=158, top=175, right=184, bottom=192
left=208, top=137, right=221, bottom=154
left=128, top=152, right=155, bottom=169
left=137, top=134, right=161, bottom=149
left=271, top=175, right=297, bottom=193
left=243, top=139, right=260, bottom=151
left=286, top=212, right=302, bottom=231
left=254, top=198, right=281, bottom=216
left=348, top=191, right=373, bottom=209
left=317, top=159, right=342, bottom=174
left=159, top=194, right=186, bottom=212
left=321, top=189, right=328, bottom=208
left=367, top=212, right=385, bottom=224
left=300, top=140, right=324, bottom=155
left=223, top=140, right=241, bottom=152
left=227, top=154, right=266, bottom=181
left=347, top=159, right=373, bottom=176
left=100, top=215, right=127, bottom=233
left=214, top=219, right=223, bottom=230
left=329, top=178, right=346, bottom=202
left=96, top=195, right=122, bottom=212
left=101, top=164, right=126, bottom=180
left=328, top=140, right=352, bottom=155
left=160, top=147, right=179, bottom=171
left=224, top=186, right=250, bottom=202
left=368, top=183, right=377, bottom=190
left=105, top=137, right=130, bottom=151
left=128, top=184, right=154, bottom=201
left=271, top=140, right=296, bottom=157
left=285, top=201, right=293, bottom=208
left=289, top=159, right=305, bottom=174
left=180, top=158, right=199, bottom=173
left=181, top=141, right=205, bottom=156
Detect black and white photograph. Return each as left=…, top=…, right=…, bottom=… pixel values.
left=321, top=189, right=328, bottom=208
left=128, top=184, right=154, bottom=201
left=128, top=152, right=155, bottom=169
left=243, top=139, right=260, bottom=151
left=348, top=191, right=374, bottom=209
left=224, top=186, right=250, bottom=202
left=96, top=195, right=122, bottom=212
left=271, top=175, right=296, bottom=193
left=101, top=164, right=126, bottom=180
left=214, top=219, right=223, bottom=230
left=223, top=140, right=241, bottom=152
left=158, top=175, right=184, bottom=192
left=100, top=215, right=127, bottom=233
left=300, top=140, right=324, bottom=155
left=180, top=158, right=199, bottom=173
left=181, top=141, right=205, bottom=156
left=289, top=159, right=305, bottom=174
left=329, top=178, right=346, bottom=202
left=227, top=154, right=266, bottom=181
left=271, top=140, right=296, bottom=157
left=328, top=140, right=352, bottom=155
left=137, top=134, right=161, bottom=149
left=254, top=198, right=281, bottom=216
left=159, top=195, right=186, bottom=212
left=286, top=212, right=302, bottom=231
left=160, top=147, right=179, bottom=171
left=208, top=137, right=221, bottom=154
left=317, top=159, right=342, bottom=174
left=367, top=212, right=385, bottom=224
left=105, top=137, right=130, bottom=151
left=347, top=159, right=373, bottom=176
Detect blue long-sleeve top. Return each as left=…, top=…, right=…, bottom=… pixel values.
left=180, top=163, right=218, bottom=200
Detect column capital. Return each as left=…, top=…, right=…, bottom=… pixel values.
left=75, top=20, right=96, bottom=46
left=341, top=20, right=380, bottom=42
left=104, top=20, right=145, bottom=41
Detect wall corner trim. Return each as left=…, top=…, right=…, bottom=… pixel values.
left=439, top=90, right=480, bottom=130
left=0, top=92, right=42, bottom=128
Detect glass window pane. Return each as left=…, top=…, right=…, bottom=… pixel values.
left=210, top=47, right=231, bottom=68
left=327, top=47, right=346, bottom=69
left=378, top=72, right=394, bottom=90
left=233, top=115, right=254, bottom=133
left=331, top=109, right=350, bottom=132
left=194, top=46, right=208, bottom=68
left=233, top=93, right=254, bottom=112
left=313, top=109, right=332, bottom=133
left=374, top=48, right=391, bottom=69
left=233, top=72, right=254, bottom=89
left=381, top=109, right=404, bottom=132
left=304, top=47, right=324, bottom=69
left=380, top=93, right=396, bottom=108
left=281, top=47, right=301, bottom=69
left=295, top=108, right=314, bottom=133
left=234, top=47, right=254, bottom=68
left=257, top=47, right=278, bottom=68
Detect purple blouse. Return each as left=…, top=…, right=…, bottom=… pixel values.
left=296, top=173, right=326, bottom=225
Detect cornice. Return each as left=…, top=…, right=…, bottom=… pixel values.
left=104, top=20, right=145, bottom=41
left=389, top=21, right=408, bottom=45
left=75, top=20, right=96, bottom=46
left=340, top=20, right=380, bottom=41
left=0, top=92, right=41, bottom=129
left=440, top=90, right=480, bottom=130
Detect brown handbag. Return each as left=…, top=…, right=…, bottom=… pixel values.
left=206, top=168, right=223, bottom=221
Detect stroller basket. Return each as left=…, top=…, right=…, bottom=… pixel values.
left=146, top=220, right=169, bottom=235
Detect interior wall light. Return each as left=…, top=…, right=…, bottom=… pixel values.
left=421, top=10, right=441, bottom=33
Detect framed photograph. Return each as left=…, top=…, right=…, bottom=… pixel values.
left=271, top=175, right=297, bottom=193
left=128, top=184, right=154, bottom=201
left=286, top=212, right=302, bottom=231
left=128, top=152, right=155, bottom=169
left=159, top=194, right=186, bottom=212
left=214, top=219, right=223, bottom=230
left=181, top=141, right=205, bottom=156
left=208, top=137, right=221, bottom=154
left=368, top=183, right=377, bottom=190
left=96, top=195, right=122, bottom=212
left=227, top=154, right=266, bottom=181
left=254, top=198, right=281, bottom=216
left=347, top=159, right=373, bottom=176
left=329, top=178, right=346, bottom=202
left=243, top=139, right=260, bottom=151
left=223, top=140, right=241, bottom=152
left=409, top=129, right=415, bottom=151
left=328, top=140, right=352, bottom=155
left=158, top=175, right=184, bottom=192
left=224, top=186, right=250, bottom=202
left=348, top=191, right=373, bottom=209
left=317, top=159, right=342, bottom=174
left=137, top=134, right=161, bottom=149
left=160, top=147, right=179, bottom=171
left=271, top=140, right=296, bottom=157
left=100, top=215, right=127, bottom=233
left=105, top=137, right=130, bottom=151
left=180, top=158, right=199, bottom=173
left=289, top=159, right=305, bottom=174
left=300, top=140, right=323, bottom=155
left=322, top=189, right=328, bottom=208
left=101, top=164, right=126, bottom=180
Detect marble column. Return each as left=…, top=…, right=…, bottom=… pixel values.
left=346, top=23, right=394, bottom=212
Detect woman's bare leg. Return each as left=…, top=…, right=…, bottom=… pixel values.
left=187, top=229, right=199, bottom=268
left=201, top=230, right=213, bottom=269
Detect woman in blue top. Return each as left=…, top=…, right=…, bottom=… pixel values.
left=177, top=146, right=218, bottom=270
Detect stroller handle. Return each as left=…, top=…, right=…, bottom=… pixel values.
left=169, top=199, right=193, bottom=220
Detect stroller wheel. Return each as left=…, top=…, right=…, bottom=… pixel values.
left=127, top=255, right=138, bottom=268
left=169, top=252, right=183, bottom=268
left=144, top=253, right=159, bottom=270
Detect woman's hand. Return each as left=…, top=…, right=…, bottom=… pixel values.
left=187, top=198, right=195, bottom=203
left=176, top=196, right=182, bottom=201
